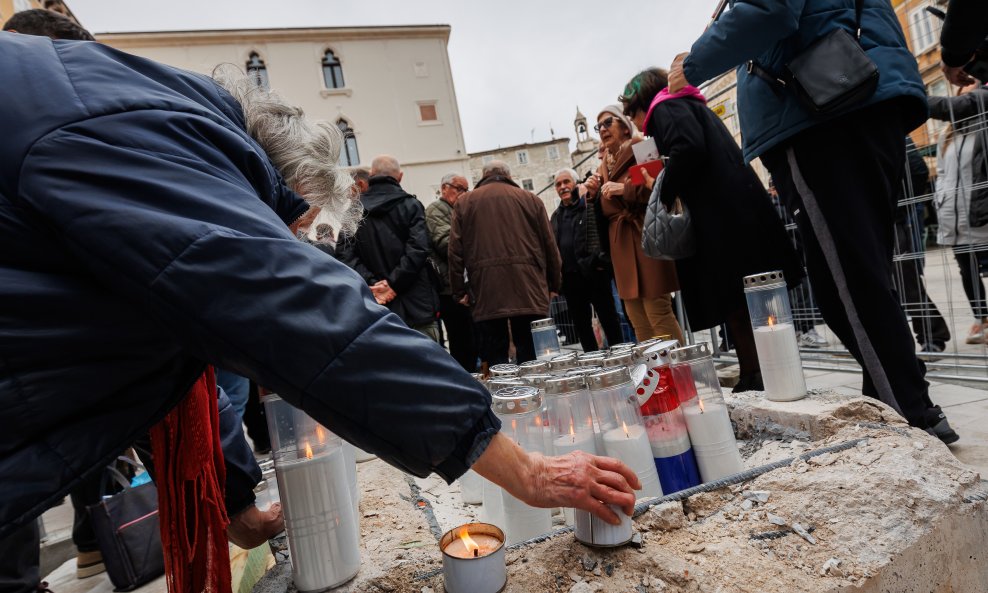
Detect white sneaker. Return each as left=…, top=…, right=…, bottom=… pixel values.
left=965, top=323, right=987, bottom=345
left=797, top=328, right=828, bottom=348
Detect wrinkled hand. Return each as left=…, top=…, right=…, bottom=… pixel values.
left=584, top=174, right=602, bottom=197
left=227, top=503, right=284, bottom=549
left=943, top=62, right=976, bottom=87
left=640, top=167, right=656, bottom=191
left=458, top=294, right=470, bottom=307
left=669, top=52, right=690, bottom=93
left=601, top=181, right=624, bottom=200
left=370, top=280, right=396, bottom=305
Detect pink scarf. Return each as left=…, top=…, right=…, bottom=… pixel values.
left=642, top=85, right=707, bottom=134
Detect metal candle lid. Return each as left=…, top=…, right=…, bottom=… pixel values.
left=492, top=385, right=543, bottom=415
left=669, top=342, right=712, bottom=364
left=567, top=366, right=602, bottom=377
left=530, top=318, right=556, bottom=330
left=544, top=374, right=587, bottom=395
left=601, top=352, right=635, bottom=368
left=520, top=374, right=553, bottom=388
left=579, top=350, right=608, bottom=359
left=588, top=366, right=632, bottom=390
left=548, top=353, right=578, bottom=372
left=742, top=270, right=786, bottom=291
left=489, top=364, right=520, bottom=377
left=608, top=343, right=636, bottom=353
left=487, top=378, right=524, bottom=393
left=517, top=359, right=550, bottom=376
left=642, top=339, right=681, bottom=369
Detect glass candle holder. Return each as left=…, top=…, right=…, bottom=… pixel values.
left=517, top=359, right=550, bottom=377
left=545, top=376, right=633, bottom=546
left=530, top=318, right=562, bottom=361
left=743, top=271, right=807, bottom=402
left=577, top=351, right=608, bottom=368
left=440, top=523, right=506, bottom=593
left=263, top=395, right=360, bottom=591
left=587, top=368, right=663, bottom=500
left=489, top=364, right=519, bottom=379
left=548, top=353, right=579, bottom=375
left=669, top=344, right=744, bottom=483
left=491, top=386, right=553, bottom=545
left=639, top=342, right=701, bottom=494
left=601, top=351, right=635, bottom=369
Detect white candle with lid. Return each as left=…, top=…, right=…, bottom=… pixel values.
left=743, top=271, right=806, bottom=402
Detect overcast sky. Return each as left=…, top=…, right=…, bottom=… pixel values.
left=68, top=1, right=715, bottom=153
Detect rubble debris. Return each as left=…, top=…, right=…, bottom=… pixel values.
left=792, top=523, right=817, bottom=545
left=821, top=558, right=843, bottom=576
left=742, top=490, right=771, bottom=504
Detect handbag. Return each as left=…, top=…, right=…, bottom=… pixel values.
left=641, top=170, right=695, bottom=261
left=746, top=0, right=878, bottom=115
left=88, top=457, right=165, bottom=591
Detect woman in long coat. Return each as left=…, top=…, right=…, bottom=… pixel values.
left=621, top=68, right=801, bottom=391
left=591, top=106, right=684, bottom=343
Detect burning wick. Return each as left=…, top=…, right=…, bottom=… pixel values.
left=459, top=527, right=480, bottom=558
left=622, top=421, right=630, bottom=438
left=568, top=418, right=576, bottom=443
left=304, top=440, right=314, bottom=459
left=316, top=425, right=326, bottom=445
left=768, top=315, right=776, bottom=328
left=698, top=399, right=706, bottom=414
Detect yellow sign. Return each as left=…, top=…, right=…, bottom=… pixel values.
left=712, top=104, right=727, bottom=117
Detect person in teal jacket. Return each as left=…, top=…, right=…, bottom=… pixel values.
left=666, top=0, right=957, bottom=444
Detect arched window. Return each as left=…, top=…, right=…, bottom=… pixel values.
left=337, top=120, right=359, bottom=166
left=322, top=50, right=345, bottom=89
left=246, top=52, right=269, bottom=89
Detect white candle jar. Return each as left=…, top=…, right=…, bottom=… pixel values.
left=587, top=368, right=663, bottom=500
left=518, top=359, right=551, bottom=377
left=669, top=344, right=745, bottom=483
left=530, top=318, right=562, bottom=361
left=743, top=271, right=807, bottom=402
left=491, top=386, right=553, bottom=545
left=263, top=395, right=360, bottom=592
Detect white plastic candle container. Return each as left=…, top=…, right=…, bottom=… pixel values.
left=743, top=271, right=807, bottom=402
left=530, top=318, right=562, bottom=361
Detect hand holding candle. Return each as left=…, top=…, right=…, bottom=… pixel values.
left=471, top=433, right=640, bottom=525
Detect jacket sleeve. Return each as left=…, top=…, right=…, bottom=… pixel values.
left=941, top=0, right=988, bottom=67
left=334, top=236, right=377, bottom=285
left=536, top=197, right=563, bottom=293
left=20, top=111, right=499, bottom=483
left=448, top=203, right=467, bottom=301
left=928, top=90, right=988, bottom=122
left=682, top=0, right=802, bottom=84
left=387, top=199, right=431, bottom=293
left=426, top=202, right=451, bottom=260
left=649, top=101, right=708, bottom=206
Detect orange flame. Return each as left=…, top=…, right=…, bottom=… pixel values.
left=304, top=441, right=314, bottom=459
left=568, top=418, right=575, bottom=437
left=458, top=527, right=480, bottom=557
left=622, top=421, right=630, bottom=437
left=698, top=398, right=706, bottom=414
left=316, top=425, right=326, bottom=445
left=768, top=315, right=776, bottom=327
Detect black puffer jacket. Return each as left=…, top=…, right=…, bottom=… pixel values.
left=336, top=176, right=439, bottom=327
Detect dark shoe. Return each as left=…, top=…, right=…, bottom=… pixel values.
left=733, top=372, right=764, bottom=393
left=925, top=406, right=960, bottom=445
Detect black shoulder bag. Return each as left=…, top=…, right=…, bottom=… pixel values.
left=747, top=0, right=879, bottom=115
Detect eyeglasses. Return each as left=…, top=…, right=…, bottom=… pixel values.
left=594, top=117, right=616, bottom=133
left=443, top=183, right=468, bottom=193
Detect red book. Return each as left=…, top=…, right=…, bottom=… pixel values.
left=629, top=159, right=664, bottom=186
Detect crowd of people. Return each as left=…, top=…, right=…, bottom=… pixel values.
left=1, top=1, right=987, bottom=592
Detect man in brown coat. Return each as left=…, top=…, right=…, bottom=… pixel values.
left=449, top=160, right=562, bottom=366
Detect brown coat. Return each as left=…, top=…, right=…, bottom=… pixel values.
left=599, top=139, right=679, bottom=299
left=449, top=174, right=562, bottom=322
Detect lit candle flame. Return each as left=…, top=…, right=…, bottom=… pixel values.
left=304, top=441, right=314, bottom=459
left=768, top=315, right=776, bottom=328
left=698, top=398, right=706, bottom=414
left=458, top=527, right=480, bottom=558
left=622, top=421, right=630, bottom=438
left=316, top=425, right=326, bottom=445
left=569, top=418, right=575, bottom=437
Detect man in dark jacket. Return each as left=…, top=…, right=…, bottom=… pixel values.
left=336, top=155, right=440, bottom=340
left=549, top=168, right=623, bottom=352
left=667, top=0, right=958, bottom=443
left=449, top=160, right=563, bottom=366
left=940, top=0, right=988, bottom=86
left=426, top=173, right=477, bottom=371
left=0, top=33, right=639, bottom=589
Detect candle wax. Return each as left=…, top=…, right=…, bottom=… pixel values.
left=602, top=424, right=663, bottom=499
left=752, top=322, right=806, bottom=401
left=443, top=533, right=502, bottom=559
left=680, top=401, right=744, bottom=482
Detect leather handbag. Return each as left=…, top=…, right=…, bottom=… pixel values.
left=88, top=458, right=165, bottom=591
left=641, top=170, right=695, bottom=261
left=747, top=0, right=878, bottom=115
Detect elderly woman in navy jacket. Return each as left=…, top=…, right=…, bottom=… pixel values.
left=664, top=0, right=957, bottom=444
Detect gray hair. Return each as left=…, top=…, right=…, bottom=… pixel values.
left=211, top=65, right=362, bottom=237
left=370, top=154, right=401, bottom=179
left=482, top=159, right=511, bottom=179
left=554, top=168, right=578, bottom=183
left=440, top=172, right=462, bottom=186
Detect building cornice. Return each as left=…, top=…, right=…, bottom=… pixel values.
left=96, top=24, right=451, bottom=48
left=469, top=137, right=572, bottom=157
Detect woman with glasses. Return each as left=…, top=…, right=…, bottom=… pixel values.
left=585, top=106, right=684, bottom=343
left=619, top=68, right=800, bottom=392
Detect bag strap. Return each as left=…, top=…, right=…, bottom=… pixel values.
left=747, top=0, right=866, bottom=90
